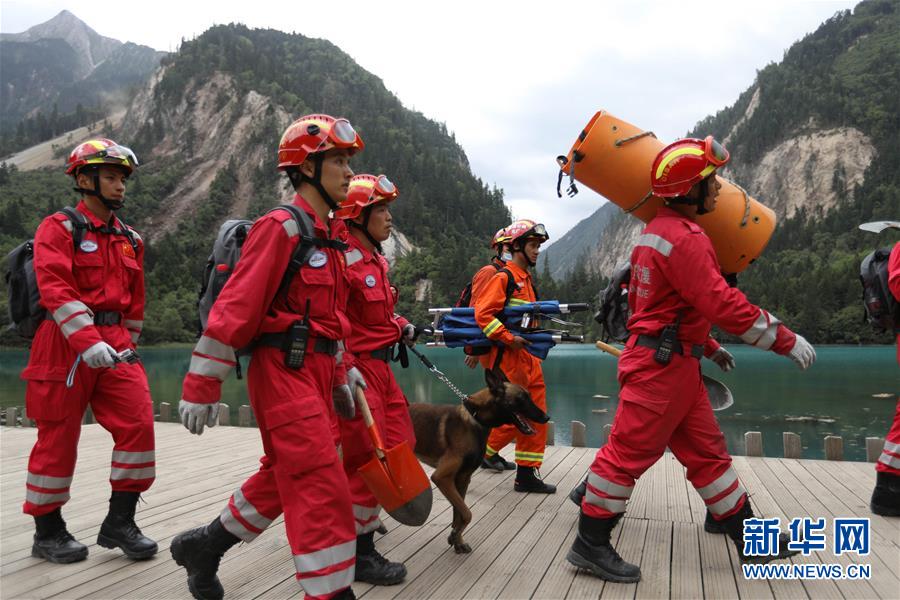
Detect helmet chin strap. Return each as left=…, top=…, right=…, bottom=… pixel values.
left=666, top=177, right=710, bottom=216
left=304, top=154, right=340, bottom=211
left=73, top=172, right=123, bottom=211
left=349, top=206, right=383, bottom=254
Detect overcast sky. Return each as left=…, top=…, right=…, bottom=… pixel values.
left=2, top=0, right=859, bottom=241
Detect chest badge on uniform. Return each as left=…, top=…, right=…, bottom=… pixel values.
left=79, top=240, right=98, bottom=253
left=365, top=274, right=377, bottom=288
left=309, top=251, right=328, bottom=268
left=121, top=242, right=136, bottom=259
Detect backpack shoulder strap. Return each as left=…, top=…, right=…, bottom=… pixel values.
left=112, top=216, right=140, bottom=251
left=499, top=267, right=517, bottom=305
left=57, top=207, right=89, bottom=250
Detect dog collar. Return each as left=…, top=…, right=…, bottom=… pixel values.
left=462, top=397, right=490, bottom=428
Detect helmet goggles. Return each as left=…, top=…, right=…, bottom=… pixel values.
left=77, top=144, right=139, bottom=173
left=704, top=136, right=729, bottom=167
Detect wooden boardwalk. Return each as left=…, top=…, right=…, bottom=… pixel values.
left=2, top=423, right=897, bottom=599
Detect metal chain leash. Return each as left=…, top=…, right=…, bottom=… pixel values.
left=407, top=344, right=469, bottom=402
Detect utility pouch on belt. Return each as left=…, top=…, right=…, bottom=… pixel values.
left=282, top=319, right=309, bottom=370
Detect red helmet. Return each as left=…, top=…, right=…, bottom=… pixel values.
left=505, top=219, right=549, bottom=246
left=491, top=227, right=512, bottom=249
left=65, top=138, right=138, bottom=176
left=650, top=135, right=730, bottom=197
left=335, top=174, right=398, bottom=220
left=277, top=114, right=364, bottom=169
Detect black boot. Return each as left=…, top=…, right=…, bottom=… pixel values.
left=703, top=510, right=726, bottom=534
left=723, top=501, right=799, bottom=564
left=569, top=477, right=588, bottom=506
left=97, top=491, right=158, bottom=559
left=32, top=508, right=88, bottom=564
left=870, top=471, right=900, bottom=516
left=332, top=588, right=357, bottom=599
left=566, top=512, right=641, bottom=582
left=354, top=531, right=406, bottom=586
left=171, top=517, right=240, bottom=600
left=481, top=454, right=516, bottom=471
left=515, top=466, right=556, bottom=494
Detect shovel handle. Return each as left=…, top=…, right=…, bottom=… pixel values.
left=595, top=340, right=623, bottom=357
left=355, top=387, right=386, bottom=459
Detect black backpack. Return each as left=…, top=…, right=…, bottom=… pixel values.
left=5, top=207, right=138, bottom=339
left=860, top=246, right=900, bottom=334
left=197, top=204, right=346, bottom=335
left=594, top=263, right=632, bottom=343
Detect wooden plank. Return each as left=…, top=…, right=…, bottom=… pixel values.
left=696, top=520, right=739, bottom=600
left=563, top=514, right=626, bottom=600
left=218, top=403, right=231, bottom=427
left=745, top=431, right=763, bottom=457
left=670, top=522, right=703, bottom=600
left=571, top=421, right=586, bottom=447
left=783, top=432, right=802, bottom=459
left=664, top=452, right=693, bottom=525
left=632, top=519, right=671, bottom=599
left=238, top=405, right=253, bottom=427
left=497, top=511, right=578, bottom=600
left=865, top=437, right=884, bottom=463
left=159, top=402, right=171, bottom=422
left=824, top=436, right=843, bottom=461
left=598, top=518, right=647, bottom=600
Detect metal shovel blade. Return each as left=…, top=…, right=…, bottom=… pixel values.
left=859, top=221, right=900, bottom=233
left=703, top=375, right=734, bottom=411
left=357, top=440, right=433, bottom=526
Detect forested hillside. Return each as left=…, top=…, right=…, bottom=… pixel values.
left=0, top=24, right=510, bottom=344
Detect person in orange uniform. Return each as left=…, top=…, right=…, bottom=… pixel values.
left=465, top=227, right=514, bottom=374
left=870, top=240, right=900, bottom=516
left=473, top=219, right=556, bottom=493
left=171, top=114, right=365, bottom=600
left=22, top=139, right=157, bottom=564
left=335, top=173, right=416, bottom=585
left=567, top=136, right=815, bottom=583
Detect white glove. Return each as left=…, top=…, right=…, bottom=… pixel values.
left=179, top=399, right=219, bottom=435
left=332, top=385, right=356, bottom=420
left=402, top=324, right=418, bottom=346
left=82, top=342, right=119, bottom=369
left=710, top=347, right=736, bottom=372
left=347, top=366, right=367, bottom=391
left=787, top=334, right=816, bottom=370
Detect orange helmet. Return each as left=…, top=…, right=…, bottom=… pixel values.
left=505, top=219, right=549, bottom=246
left=491, top=226, right=512, bottom=249
left=335, top=174, right=398, bottom=220
left=650, top=135, right=730, bottom=198
left=65, top=138, right=138, bottom=176
left=277, top=114, right=364, bottom=169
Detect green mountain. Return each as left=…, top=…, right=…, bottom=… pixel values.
left=546, top=0, right=900, bottom=344
left=0, top=23, right=510, bottom=344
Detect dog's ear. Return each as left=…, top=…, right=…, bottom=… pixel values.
left=484, top=368, right=506, bottom=396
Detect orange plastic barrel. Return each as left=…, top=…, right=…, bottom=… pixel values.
left=557, top=110, right=775, bottom=274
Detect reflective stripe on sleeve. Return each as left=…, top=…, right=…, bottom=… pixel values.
left=195, top=335, right=236, bottom=362
left=53, top=300, right=90, bottom=324
left=636, top=233, right=673, bottom=257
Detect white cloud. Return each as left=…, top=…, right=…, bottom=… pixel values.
left=2, top=0, right=859, bottom=237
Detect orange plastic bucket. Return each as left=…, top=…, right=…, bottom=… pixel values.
left=558, top=110, right=775, bottom=274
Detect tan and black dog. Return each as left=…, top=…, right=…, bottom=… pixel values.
left=408, top=369, right=549, bottom=553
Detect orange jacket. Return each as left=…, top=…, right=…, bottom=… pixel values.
left=474, top=261, right=535, bottom=347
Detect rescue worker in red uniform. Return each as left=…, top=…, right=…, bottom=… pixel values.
left=170, top=115, right=366, bottom=600
left=465, top=227, right=514, bottom=377
left=23, top=139, right=157, bottom=563
left=567, top=136, right=817, bottom=582
left=473, top=219, right=556, bottom=492
left=335, top=173, right=417, bottom=584
left=870, top=240, right=900, bottom=516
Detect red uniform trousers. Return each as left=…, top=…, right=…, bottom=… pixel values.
left=581, top=344, right=746, bottom=521
left=339, top=355, right=416, bottom=534
left=216, top=348, right=356, bottom=599
left=876, top=399, right=900, bottom=476
left=484, top=349, right=548, bottom=468
left=23, top=322, right=155, bottom=516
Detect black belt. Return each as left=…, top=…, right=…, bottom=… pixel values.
left=635, top=334, right=704, bottom=359
left=255, top=334, right=339, bottom=356
left=93, top=311, right=122, bottom=326
left=367, top=346, right=393, bottom=362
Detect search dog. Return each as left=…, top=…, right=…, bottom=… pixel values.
left=408, top=369, right=549, bottom=553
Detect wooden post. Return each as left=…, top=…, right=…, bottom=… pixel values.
left=824, top=436, right=843, bottom=461
left=600, top=423, right=612, bottom=447
left=546, top=421, right=554, bottom=446
left=83, top=408, right=93, bottom=425
left=571, top=421, right=586, bottom=447
left=159, top=402, right=171, bottom=422
left=218, top=403, right=231, bottom=426
left=783, top=432, right=802, bottom=459
left=866, top=437, right=884, bottom=463
left=5, top=407, right=17, bottom=428
left=239, top=405, right=253, bottom=427
left=744, top=431, right=763, bottom=457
